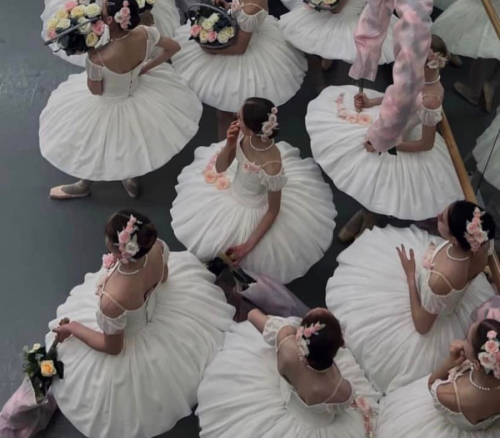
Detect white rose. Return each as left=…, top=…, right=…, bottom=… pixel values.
left=199, top=29, right=208, bottom=43
left=29, top=343, right=41, bottom=353
left=208, top=13, right=220, bottom=23
left=323, top=0, right=336, bottom=4
left=56, top=18, right=72, bottom=31
left=77, top=17, right=93, bottom=34
left=55, top=9, right=69, bottom=20
left=125, top=240, right=140, bottom=256
left=201, top=18, right=214, bottom=31
left=85, top=3, right=101, bottom=18
left=310, top=0, right=322, bottom=4
left=79, top=0, right=91, bottom=5
left=85, top=31, right=99, bottom=47
left=217, top=31, right=229, bottom=44
left=70, top=5, right=86, bottom=18
left=224, top=26, right=235, bottom=39
left=137, top=0, right=146, bottom=7
left=47, top=18, right=59, bottom=31
left=146, top=0, right=155, bottom=4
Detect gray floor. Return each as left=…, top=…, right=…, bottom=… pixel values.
left=0, top=1, right=498, bottom=437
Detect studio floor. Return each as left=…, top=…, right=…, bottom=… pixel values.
left=0, top=1, right=497, bottom=437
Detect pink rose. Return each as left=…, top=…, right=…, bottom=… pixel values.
left=243, top=162, right=251, bottom=172
left=479, top=352, right=495, bottom=368
left=346, top=113, right=359, bottom=124
left=358, top=113, right=372, bottom=125
left=467, top=222, right=479, bottom=234
left=190, top=25, right=201, bottom=38
left=485, top=340, right=499, bottom=354
left=47, top=29, right=57, bottom=40
left=204, top=169, right=217, bottom=184
left=488, top=330, right=498, bottom=340
left=102, top=253, right=117, bottom=270
left=303, top=327, right=314, bottom=338
left=338, top=109, right=348, bottom=120
left=354, top=396, right=372, bottom=416
left=92, top=20, right=105, bottom=36
left=118, top=230, right=131, bottom=244
left=215, top=175, right=230, bottom=190
left=208, top=31, right=217, bottom=43
left=65, top=1, right=79, bottom=11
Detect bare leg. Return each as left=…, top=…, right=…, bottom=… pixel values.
left=307, top=55, right=327, bottom=95
left=122, top=178, right=140, bottom=198
left=50, top=180, right=93, bottom=200
left=321, top=59, right=334, bottom=72
left=217, top=110, right=236, bottom=142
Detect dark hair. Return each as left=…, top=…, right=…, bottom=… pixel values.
left=242, top=98, right=279, bottom=139
left=431, top=34, right=448, bottom=58
left=447, top=201, right=495, bottom=251
left=472, top=319, right=500, bottom=367
left=105, top=209, right=158, bottom=259
left=106, top=0, right=141, bottom=30
left=300, top=309, right=344, bottom=371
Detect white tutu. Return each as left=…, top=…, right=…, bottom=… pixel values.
left=170, top=140, right=337, bottom=283
left=306, top=85, right=463, bottom=220
left=473, top=107, right=500, bottom=190
left=378, top=376, right=500, bottom=437
left=41, top=0, right=181, bottom=68
left=432, top=0, right=500, bottom=60
left=326, top=225, right=495, bottom=394
left=196, top=320, right=380, bottom=438
left=39, top=61, right=202, bottom=181
left=280, top=0, right=397, bottom=63
left=171, top=15, right=307, bottom=112
left=281, top=0, right=303, bottom=9
left=44, top=250, right=235, bottom=438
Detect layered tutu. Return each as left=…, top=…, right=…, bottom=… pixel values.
left=326, top=225, right=495, bottom=393
left=196, top=321, right=380, bottom=438
left=171, top=16, right=307, bottom=112
left=39, top=63, right=202, bottom=181
left=45, top=251, right=235, bottom=438
left=280, top=0, right=397, bottom=63
left=432, top=0, right=500, bottom=60
left=170, top=141, right=337, bottom=283
left=378, top=376, right=500, bottom=437
left=473, top=107, right=500, bottom=190
left=306, top=85, right=463, bottom=220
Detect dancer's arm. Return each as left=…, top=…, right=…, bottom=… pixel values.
left=216, top=121, right=240, bottom=172
left=396, top=125, right=436, bottom=152
left=140, top=36, right=181, bottom=75
left=428, top=340, right=466, bottom=386
left=248, top=308, right=269, bottom=333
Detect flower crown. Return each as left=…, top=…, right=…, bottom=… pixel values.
left=259, top=107, right=279, bottom=141
left=464, top=207, right=489, bottom=252
left=102, top=214, right=142, bottom=269
left=478, top=330, right=500, bottom=379
left=111, top=0, right=131, bottom=30
left=426, top=50, right=447, bottom=70
left=295, top=322, right=326, bottom=361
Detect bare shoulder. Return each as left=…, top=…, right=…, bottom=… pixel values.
left=422, top=94, right=442, bottom=110
left=88, top=48, right=104, bottom=66
left=262, top=147, right=283, bottom=176
left=429, top=264, right=468, bottom=295
left=277, top=325, right=296, bottom=344
left=242, top=0, right=268, bottom=15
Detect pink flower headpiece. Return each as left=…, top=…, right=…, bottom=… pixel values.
left=259, top=107, right=279, bottom=141
left=426, top=50, right=447, bottom=70
left=295, top=322, right=326, bottom=361
left=464, top=207, right=489, bottom=252
left=478, top=330, right=500, bottom=380
left=113, top=1, right=131, bottom=30
left=102, top=214, right=142, bottom=269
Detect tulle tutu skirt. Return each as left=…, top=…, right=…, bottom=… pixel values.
left=44, top=252, right=234, bottom=438
left=170, top=141, right=337, bottom=283
left=432, top=0, right=500, bottom=60
left=473, top=108, right=500, bottom=190
left=39, top=63, right=202, bottom=181
left=196, top=321, right=380, bottom=438
left=279, top=2, right=397, bottom=63
left=326, top=226, right=495, bottom=393
left=171, top=16, right=307, bottom=112
left=378, top=376, right=500, bottom=437
left=306, top=85, right=463, bottom=220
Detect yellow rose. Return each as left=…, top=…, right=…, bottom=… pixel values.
left=323, top=0, right=336, bottom=4
left=47, top=18, right=59, bottom=31
left=55, top=9, right=69, bottom=20
left=224, top=26, right=235, bottom=39
left=208, top=13, right=220, bottom=23
left=199, top=29, right=209, bottom=43
left=56, top=18, right=72, bottom=31
left=85, top=31, right=99, bottom=48
left=40, top=360, right=57, bottom=377
left=77, top=17, right=93, bottom=34
left=146, top=0, right=155, bottom=4
left=137, top=0, right=146, bottom=7
left=85, top=3, right=101, bottom=18
left=70, top=5, right=86, bottom=19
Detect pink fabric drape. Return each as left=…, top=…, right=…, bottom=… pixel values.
left=350, top=0, right=433, bottom=151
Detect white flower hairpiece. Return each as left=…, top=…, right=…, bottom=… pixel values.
left=295, top=322, right=326, bottom=361
left=426, top=50, right=447, bottom=70
left=259, top=107, right=279, bottom=141
left=478, top=330, right=500, bottom=380
left=464, top=207, right=489, bottom=252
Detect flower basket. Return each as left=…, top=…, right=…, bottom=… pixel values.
left=303, top=0, right=341, bottom=12
left=187, top=3, right=239, bottom=49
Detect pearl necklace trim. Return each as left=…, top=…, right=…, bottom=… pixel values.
left=118, top=254, right=148, bottom=276
left=469, top=369, right=500, bottom=391
left=249, top=136, right=274, bottom=152
left=424, top=75, right=441, bottom=85
left=446, top=244, right=470, bottom=262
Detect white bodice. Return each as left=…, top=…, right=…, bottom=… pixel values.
left=263, top=316, right=354, bottom=427
left=85, top=26, right=160, bottom=100
left=417, top=240, right=468, bottom=317
left=96, top=240, right=170, bottom=338
left=234, top=0, right=268, bottom=32
left=430, top=361, right=500, bottom=431
left=403, top=93, right=443, bottom=141
left=231, top=139, right=287, bottom=207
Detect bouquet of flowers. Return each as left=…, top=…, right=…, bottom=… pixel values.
left=303, top=0, right=340, bottom=12
left=187, top=3, right=238, bottom=49
left=45, top=0, right=106, bottom=56
left=0, top=319, right=69, bottom=438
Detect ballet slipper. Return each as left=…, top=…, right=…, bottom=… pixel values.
left=483, top=82, right=495, bottom=113
left=449, top=54, right=462, bottom=67
left=337, top=210, right=364, bottom=244
left=453, top=82, right=480, bottom=106
left=355, top=210, right=376, bottom=240
left=122, top=179, right=140, bottom=198
left=321, top=59, right=333, bottom=72
left=49, top=185, right=90, bottom=200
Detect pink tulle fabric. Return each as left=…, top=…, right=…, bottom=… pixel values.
left=473, top=295, right=500, bottom=323
left=350, top=0, right=433, bottom=151
left=0, top=377, right=57, bottom=438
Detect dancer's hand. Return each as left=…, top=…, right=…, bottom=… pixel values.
left=364, top=141, right=375, bottom=152
left=53, top=321, right=74, bottom=343
left=226, top=242, right=252, bottom=265
left=226, top=121, right=240, bottom=148
left=212, top=0, right=230, bottom=9
left=354, top=93, right=371, bottom=110
left=448, top=339, right=466, bottom=367
left=396, top=244, right=416, bottom=281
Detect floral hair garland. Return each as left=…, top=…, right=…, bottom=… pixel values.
left=478, top=330, right=500, bottom=379
left=112, top=0, right=131, bottom=30
left=335, top=94, right=372, bottom=125
left=259, top=107, right=279, bottom=141
left=426, top=50, right=447, bottom=70
left=102, top=214, right=142, bottom=269
left=203, top=152, right=230, bottom=190
left=295, top=322, right=326, bottom=360
left=465, top=207, right=489, bottom=252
